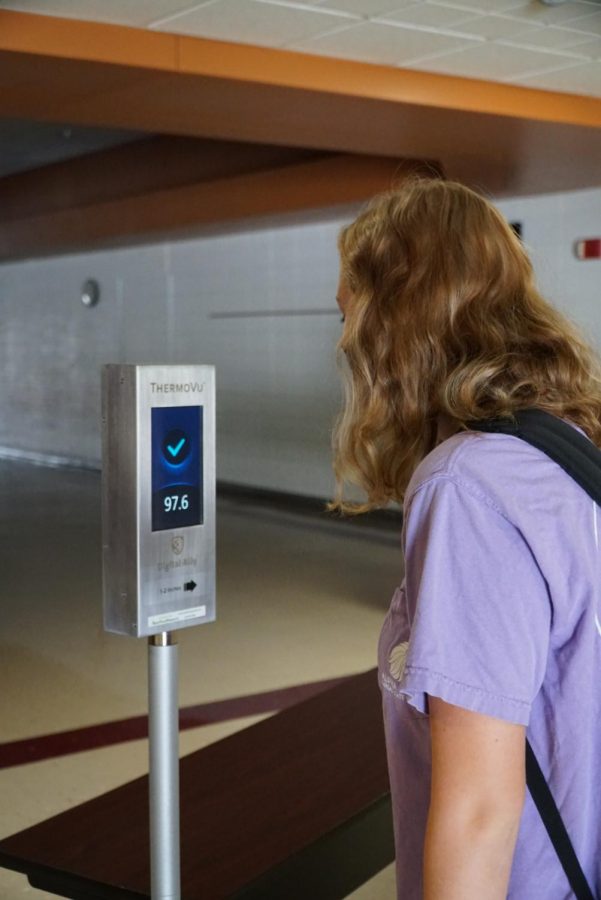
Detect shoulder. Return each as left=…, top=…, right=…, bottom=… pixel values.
left=405, top=426, right=561, bottom=521
left=406, top=430, right=519, bottom=503
left=405, top=418, right=590, bottom=523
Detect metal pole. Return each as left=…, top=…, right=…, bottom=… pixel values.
left=148, top=632, right=181, bottom=900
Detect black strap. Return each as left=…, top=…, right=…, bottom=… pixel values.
left=526, top=740, right=595, bottom=900
left=466, top=409, right=601, bottom=506
left=465, top=409, right=597, bottom=900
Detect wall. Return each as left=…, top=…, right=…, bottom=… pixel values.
left=0, top=210, right=350, bottom=498
left=498, top=189, right=600, bottom=338
left=0, top=187, right=599, bottom=498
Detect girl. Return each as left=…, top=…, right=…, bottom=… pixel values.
left=331, top=178, right=601, bottom=899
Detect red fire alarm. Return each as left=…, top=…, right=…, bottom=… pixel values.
left=574, top=238, right=601, bottom=260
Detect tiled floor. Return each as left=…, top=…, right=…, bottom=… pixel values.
left=0, top=460, right=401, bottom=898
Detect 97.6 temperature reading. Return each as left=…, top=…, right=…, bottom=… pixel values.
left=164, top=494, right=190, bottom=513
left=151, top=406, right=203, bottom=532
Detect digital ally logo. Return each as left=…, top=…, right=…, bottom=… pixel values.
left=171, top=535, right=184, bottom=556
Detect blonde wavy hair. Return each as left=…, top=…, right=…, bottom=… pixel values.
left=330, top=177, right=601, bottom=516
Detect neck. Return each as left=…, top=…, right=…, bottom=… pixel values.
left=436, top=414, right=459, bottom=446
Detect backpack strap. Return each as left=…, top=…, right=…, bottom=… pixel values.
left=465, top=408, right=597, bottom=900
left=526, top=740, right=596, bottom=900
left=466, top=408, right=601, bottom=505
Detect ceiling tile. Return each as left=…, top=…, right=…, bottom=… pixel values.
left=427, top=0, right=531, bottom=12
left=561, top=11, right=601, bottom=35
left=497, top=0, right=601, bottom=26
left=150, top=0, right=357, bottom=45
left=441, top=14, right=541, bottom=41
left=508, top=59, right=601, bottom=94
left=497, top=24, right=601, bottom=51
left=0, top=0, right=205, bottom=27
left=569, top=34, right=601, bottom=58
left=318, top=0, right=419, bottom=17
left=375, top=2, right=482, bottom=29
left=288, top=19, right=475, bottom=63
left=405, top=39, right=588, bottom=79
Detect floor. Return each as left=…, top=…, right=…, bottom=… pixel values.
left=0, top=460, right=403, bottom=898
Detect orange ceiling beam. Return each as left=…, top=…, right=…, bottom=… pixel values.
left=0, top=10, right=601, bottom=126
left=0, top=10, right=599, bottom=199
left=178, top=35, right=601, bottom=128
left=0, top=137, right=325, bottom=222
left=0, top=9, right=599, bottom=128
left=0, top=154, right=436, bottom=262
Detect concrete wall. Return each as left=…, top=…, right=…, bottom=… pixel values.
left=0, top=187, right=599, bottom=498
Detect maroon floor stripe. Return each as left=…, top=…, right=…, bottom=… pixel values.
left=0, top=675, right=351, bottom=769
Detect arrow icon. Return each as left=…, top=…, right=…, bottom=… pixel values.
left=183, top=580, right=197, bottom=592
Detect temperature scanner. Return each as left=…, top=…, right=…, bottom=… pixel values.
left=102, top=364, right=216, bottom=637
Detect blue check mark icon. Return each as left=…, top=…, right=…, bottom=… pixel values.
left=167, top=437, right=186, bottom=458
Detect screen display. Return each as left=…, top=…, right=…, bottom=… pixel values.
left=151, top=405, right=203, bottom=532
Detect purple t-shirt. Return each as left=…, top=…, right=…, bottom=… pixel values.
left=378, top=421, right=601, bottom=899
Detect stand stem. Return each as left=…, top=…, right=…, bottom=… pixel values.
left=148, top=632, right=181, bottom=900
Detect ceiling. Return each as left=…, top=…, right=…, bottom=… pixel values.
left=0, top=0, right=599, bottom=97
left=0, top=1, right=598, bottom=185
left=0, top=118, right=144, bottom=178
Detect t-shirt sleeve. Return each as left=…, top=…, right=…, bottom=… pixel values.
left=397, top=475, right=552, bottom=726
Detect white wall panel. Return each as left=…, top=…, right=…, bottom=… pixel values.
left=0, top=186, right=598, bottom=497
left=167, top=219, right=344, bottom=496
left=496, top=188, right=601, bottom=347
left=0, top=249, right=123, bottom=461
